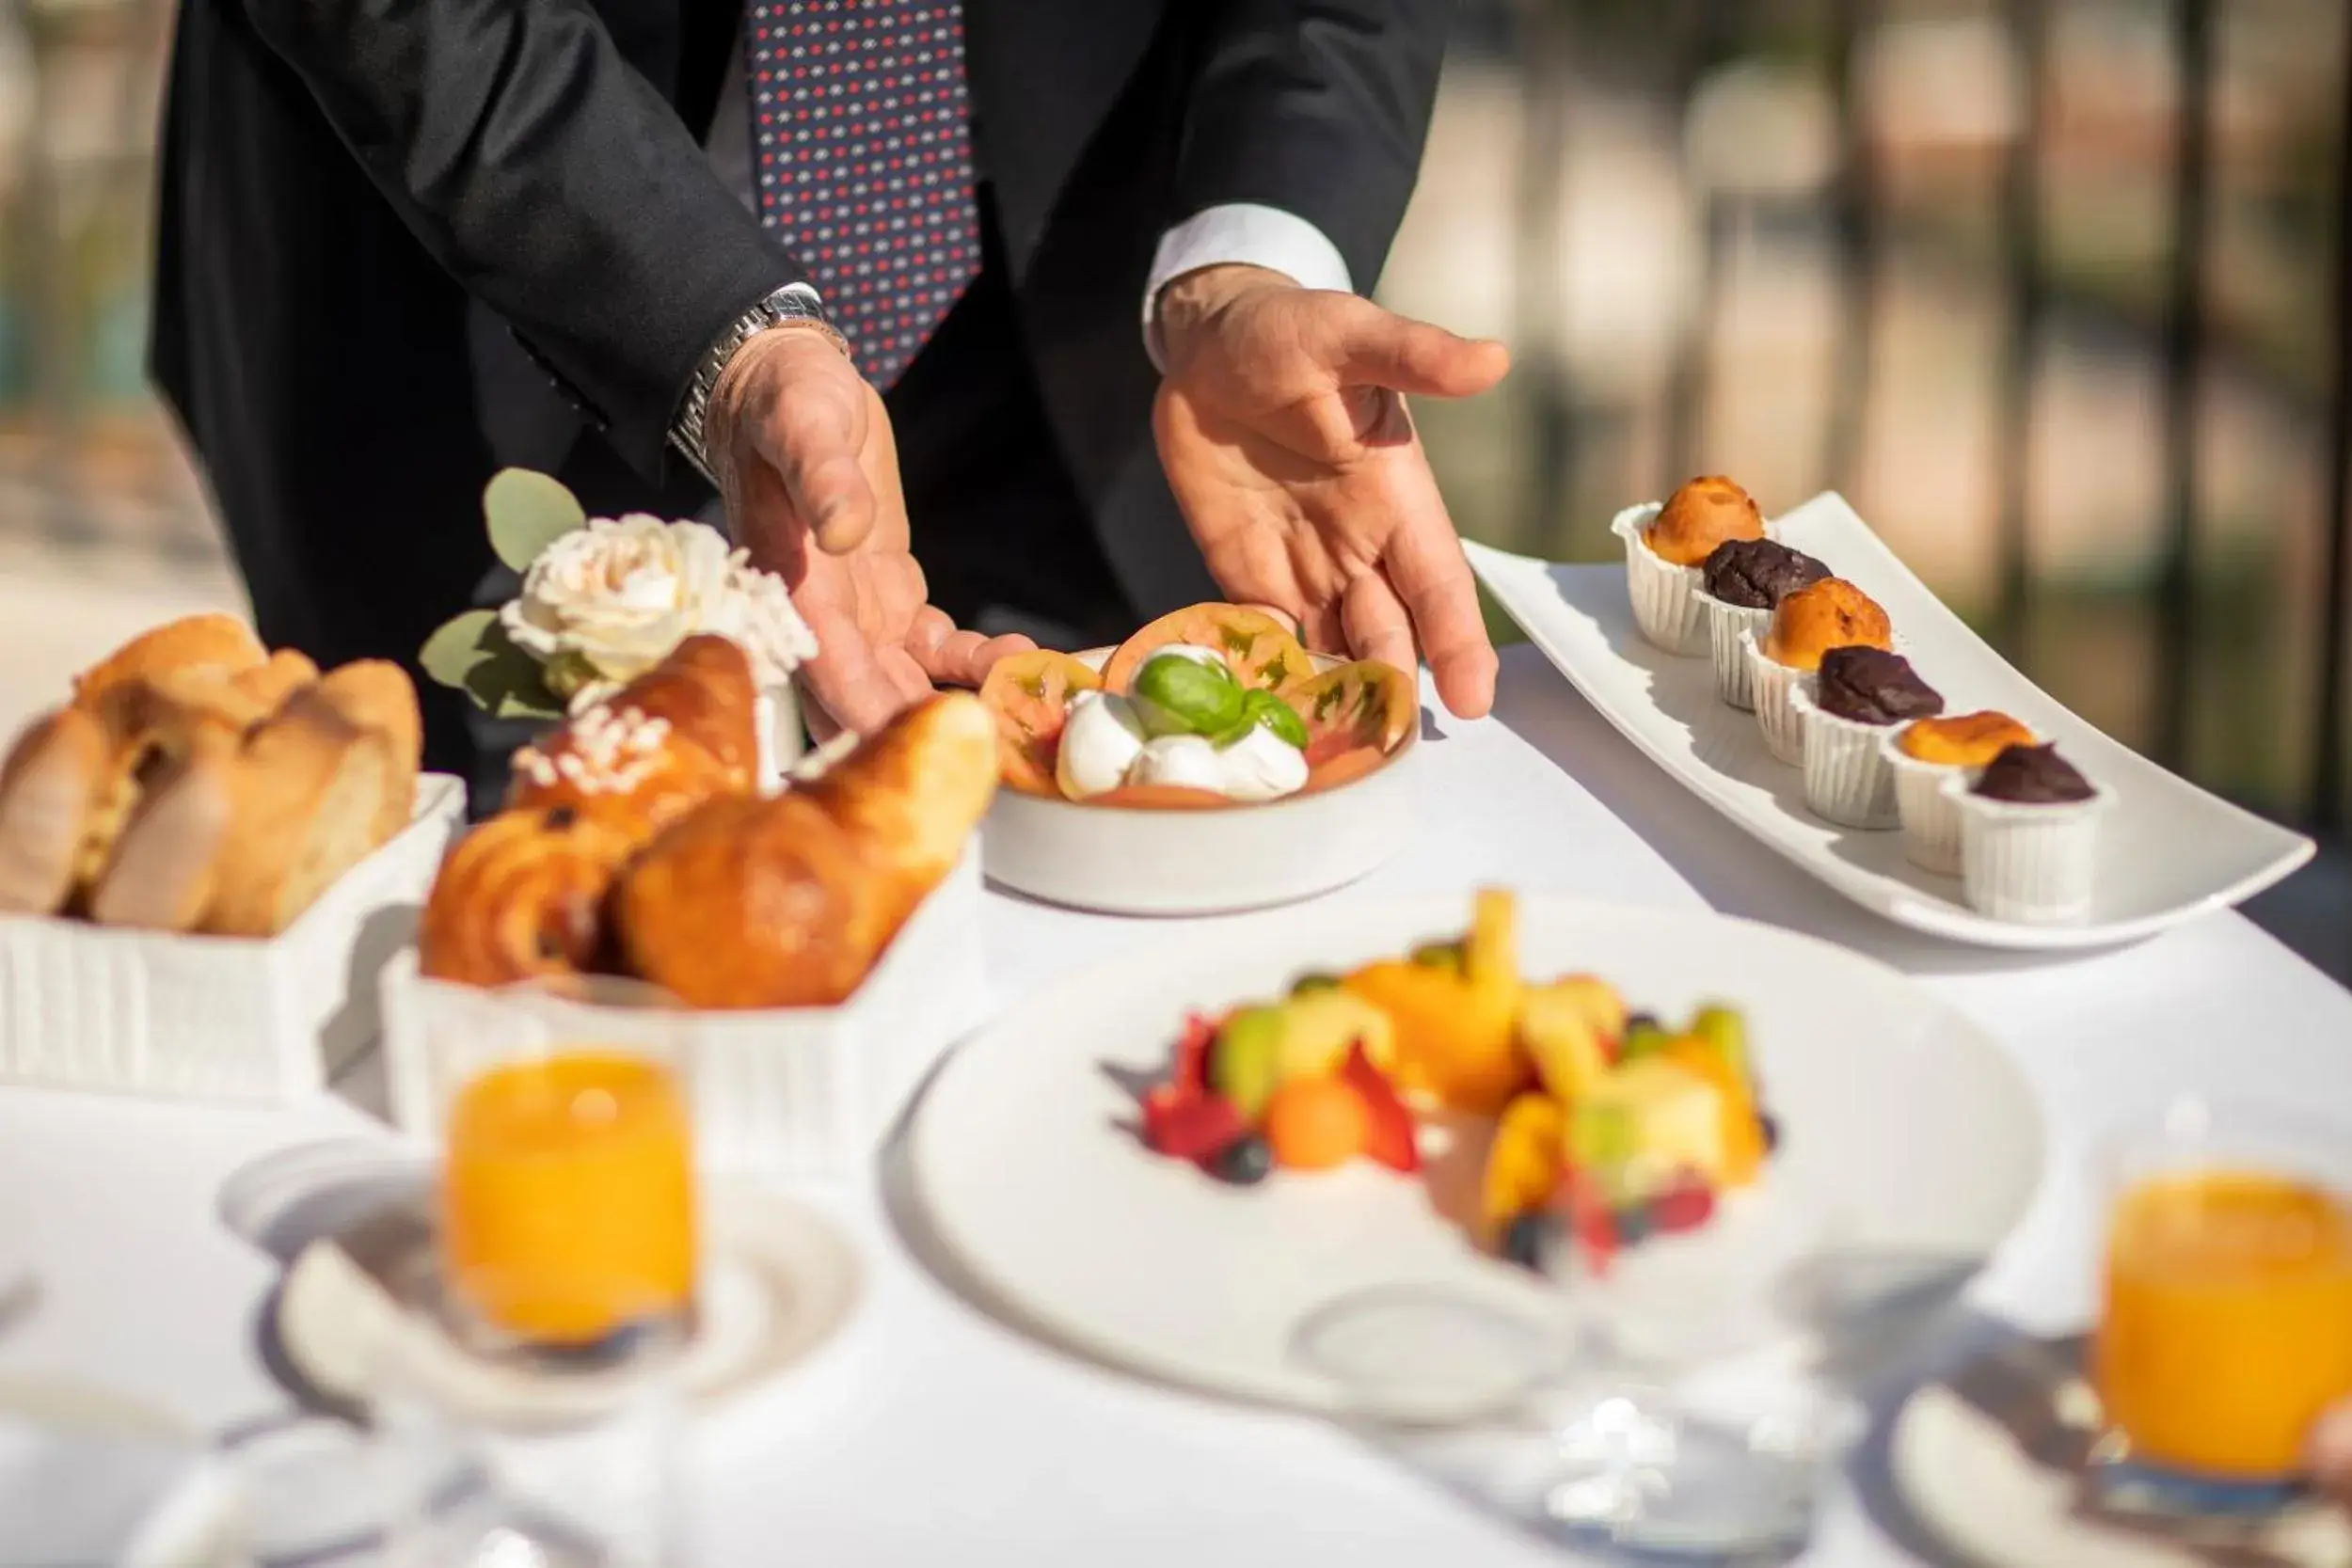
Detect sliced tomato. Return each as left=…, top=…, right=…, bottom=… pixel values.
left=1300, top=744, right=1391, bottom=795
left=978, top=651, right=1101, bottom=795
left=1088, top=783, right=1232, bottom=811
left=1291, top=659, right=1417, bottom=768
left=1100, top=604, right=1311, bottom=695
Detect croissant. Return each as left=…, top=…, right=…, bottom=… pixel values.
left=506, top=634, right=758, bottom=843
left=417, top=806, right=642, bottom=986
left=614, top=692, right=998, bottom=1008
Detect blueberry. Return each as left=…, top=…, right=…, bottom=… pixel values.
left=1759, top=1111, right=1781, bottom=1153
left=1614, top=1205, right=1656, bottom=1246
left=1625, top=1011, right=1661, bottom=1034
left=1208, top=1134, right=1273, bottom=1186
left=1501, top=1210, right=1557, bottom=1272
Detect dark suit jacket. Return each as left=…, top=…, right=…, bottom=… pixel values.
left=149, top=0, right=1451, bottom=769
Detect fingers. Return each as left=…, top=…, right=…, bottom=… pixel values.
left=796, top=578, right=929, bottom=736
left=1325, top=304, right=1511, bottom=401
left=1339, top=571, right=1419, bottom=682
left=1384, top=515, right=1498, bottom=719
left=905, top=606, right=1037, bottom=688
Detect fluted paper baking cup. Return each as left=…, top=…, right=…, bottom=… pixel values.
left=1881, top=731, right=1970, bottom=876
left=1742, top=632, right=1814, bottom=766
left=1703, top=597, right=1777, bottom=710
left=1942, top=774, right=2111, bottom=925
left=1789, top=689, right=1899, bottom=829
left=1613, top=502, right=1707, bottom=656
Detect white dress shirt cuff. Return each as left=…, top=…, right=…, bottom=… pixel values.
left=1142, top=203, right=1354, bottom=371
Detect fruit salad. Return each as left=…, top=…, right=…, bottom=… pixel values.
left=979, top=603, right=1415, bottom=807
left=1134, top=890, right=1779, bottom=1275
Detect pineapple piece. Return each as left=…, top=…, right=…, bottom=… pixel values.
left=1544, top=974, right=1629, bottom=1044
left=1275, top=987, right=1399, bottom=1082
left=1567, top=1057, right=1727, bottom=1202
left=1464, top=887, right=1519, bottom=993
left=1482, top=1091, right=1566, bottom=1241
left=1519, top=984, right=1612, bottom=1101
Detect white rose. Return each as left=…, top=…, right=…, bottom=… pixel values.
left=500, top=514, right=816, bottom=699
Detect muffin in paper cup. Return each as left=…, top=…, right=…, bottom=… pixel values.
left=1880, top=729, right=1974, bottom=875
left=1942, top=772, right=2112, bottom=925
left=1612, top=502, right=1708, bottom=657
left=1741, top=631, right=1814, bottom=766
left=1788, top=687, right=1899, bottom=829
left=1702, top=596, right=1776, bottom=710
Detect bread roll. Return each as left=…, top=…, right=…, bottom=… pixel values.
left=507, top=634, right=757, bottom=843
left=88, top=746, right=235, bottom=931
left=0, top=707, right=108, bottom=916
left=230, top=649, right=321, bottom=711
left=201, top=691, right=393, bottom=937
left=73, top=670, right=272, bottom=894
left=71, top=614, right=265, bottom=713
left=315, top=659, right=423, bottom=844
left=417, top=806, right=642, bottom=986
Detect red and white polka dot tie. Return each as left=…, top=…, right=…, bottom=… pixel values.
left=745, top=0, right=982, bottom=388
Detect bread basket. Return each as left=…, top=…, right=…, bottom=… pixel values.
left=377, top=846, right=987, bottom=1178
left=0, top=774, right=468, bottom=1101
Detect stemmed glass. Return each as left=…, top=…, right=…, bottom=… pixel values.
left=1292, top=1181, right=1868, bottom=1560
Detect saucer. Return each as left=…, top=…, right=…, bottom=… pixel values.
left=1888, top=1337, right=2352, bottom=1568
left=274, top=1183, right=859, bottom=1426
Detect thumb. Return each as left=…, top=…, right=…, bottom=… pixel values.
left=1325, top=305, right=1511, bottom=399
left=2309, top=1402, right=2352, bottom=1507
left=731, top=336, right=881, bottom=556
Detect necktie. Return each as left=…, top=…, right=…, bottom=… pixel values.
left=744, top=0, right=983, bottom=388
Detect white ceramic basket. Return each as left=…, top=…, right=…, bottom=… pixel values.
left=378, top=847, right=987, bottom=1178
left=0, top=774, right=467, bottom=1103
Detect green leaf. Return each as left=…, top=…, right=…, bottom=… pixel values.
left=484, top=467, right=588, bottom=572
left=416, top=609, right=563, bottom=719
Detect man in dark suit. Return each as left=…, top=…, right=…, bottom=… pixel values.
left=151, top=0, right=1506, bottom=784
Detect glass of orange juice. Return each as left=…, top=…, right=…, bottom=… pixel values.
left=2091, top=1096, right=2352, bottom=1516
left=428, top=974, right=699, bottom=1359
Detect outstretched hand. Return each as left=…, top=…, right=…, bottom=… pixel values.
left=708, top=326, right=1032, bottom=735
left=1152, top=264, right=1510, bottom=719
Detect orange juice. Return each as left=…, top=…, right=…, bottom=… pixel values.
left=442, top=1050, right=697, bottom=1347
left=2094, top=1169, right=2352, bottom=1478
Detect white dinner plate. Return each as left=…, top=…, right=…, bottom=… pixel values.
left=1464, top=496, right=2314, bottom=949
left=980, top=649, right=1418, bottom=916
left=908, top=895, right=2043, bottom=1414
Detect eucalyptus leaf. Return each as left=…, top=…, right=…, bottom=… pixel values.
left=484, top=467, right=588, bottom=572
left=416, top=607, right=563, bottom=717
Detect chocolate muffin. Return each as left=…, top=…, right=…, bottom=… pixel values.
left=1972, top=743, right=2096, bottom=804
left=1814, top=647, right=1944, bottom=726
left=1701, top=539, right=1831, bottom=610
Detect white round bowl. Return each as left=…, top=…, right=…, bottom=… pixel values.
left=978, top=650, right=1419, bottom=915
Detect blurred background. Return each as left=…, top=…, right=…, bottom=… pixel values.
left=0, top=0, right=2346, bottom=977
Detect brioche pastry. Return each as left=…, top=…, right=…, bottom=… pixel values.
left=506, top=633, right=756, bottom=843
left=0, top=707, right=108, bottom=915
left=417, top=806, right=641, bottom=986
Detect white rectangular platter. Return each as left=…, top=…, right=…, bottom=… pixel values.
left=1465, top=494, right=2314, bottom=949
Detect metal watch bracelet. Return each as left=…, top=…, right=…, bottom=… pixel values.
left=669, top=281, right=849, bottom=484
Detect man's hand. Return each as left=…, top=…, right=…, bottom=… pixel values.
left=1153, top=264, right=1510, bottom=719
left=707, top=326, right=1032, bottom=734
left=2312, top=1402, right=2352, bottom=1510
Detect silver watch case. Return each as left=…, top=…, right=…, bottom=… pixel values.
left=670, top=281, right=842, bottom=483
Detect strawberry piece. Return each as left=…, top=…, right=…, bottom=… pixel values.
left=1339, top=1040, right=1421, bottom=1174
left=1652, top=1175, right=1717, bottom=1234
left=1559, top=1164, right=1618, bottom=1278
left=1170, top=1012, right=1218, bottom=1101
left=1143, top=1085, right=1248, bottom=1164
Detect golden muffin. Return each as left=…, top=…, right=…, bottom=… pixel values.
left=1761, top=578, right=1892, bottom=672
left=1645, top=477, right=1766, bottom=567
left=1898, top=711, right=2035, bottom=768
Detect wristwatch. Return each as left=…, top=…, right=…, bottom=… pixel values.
left=669, top=281, right=850, bottom=484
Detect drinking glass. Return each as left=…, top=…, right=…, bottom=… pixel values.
left=1293, top=1185, right=1863, bottom=1560
left=2088, top=1095, right=2352, bottom=1520
left=425, top=975, right=701, bottom=1359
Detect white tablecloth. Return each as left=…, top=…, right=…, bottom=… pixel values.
left=2, top=645, right=2347, bottom=1566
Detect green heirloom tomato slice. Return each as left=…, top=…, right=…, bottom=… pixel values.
left=1291, top=658, right=1417, bottom=767
left=1100, top=604, right=1313, bottom=695
left=978, top=650, right=1102, bottom=796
